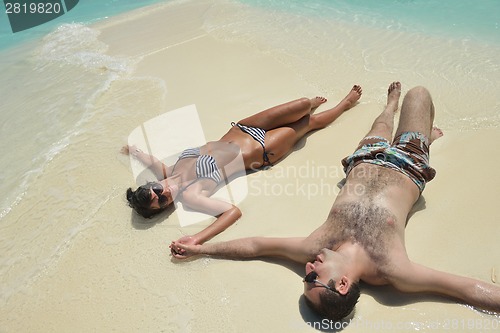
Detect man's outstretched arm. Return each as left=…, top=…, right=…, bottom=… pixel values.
left=391, top=262, right=500, bottom=313
left=170, top=237, right=311, bottom=264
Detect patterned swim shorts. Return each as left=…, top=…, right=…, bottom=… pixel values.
left=341, top=132, right=436, bottom=192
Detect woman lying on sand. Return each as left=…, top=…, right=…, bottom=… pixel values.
left=122, top=85, right=362, bottom=251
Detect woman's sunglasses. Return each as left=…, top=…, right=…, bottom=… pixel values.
left=150, top=183, right=169, bottom=206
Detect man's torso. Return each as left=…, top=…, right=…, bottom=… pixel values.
left=306, top=163, right=420, bottom=278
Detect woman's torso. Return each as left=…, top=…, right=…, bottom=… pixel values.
left=170, top=128, right=265, bottom=195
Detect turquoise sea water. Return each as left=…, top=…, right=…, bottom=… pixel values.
left=2, top=0, right=498, bottom=50
left=0, top=0, right=168, bottom=50
left=241, top=0, right=500, bottom=46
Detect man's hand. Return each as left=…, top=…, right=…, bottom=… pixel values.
left=170, top=236, right=200, bottom=259
left=169, top=236, right=310, bottom=263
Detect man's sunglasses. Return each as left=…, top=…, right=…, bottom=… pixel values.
left=303, top=271, right=338, bottom=293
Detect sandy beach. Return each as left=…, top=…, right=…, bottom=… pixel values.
left=1, top=0, right=499, bottom=332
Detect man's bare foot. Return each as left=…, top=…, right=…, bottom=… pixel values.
left=430, top=126, right=443, bottom=144
left=387, top=81, right=401, bottom=112
left=339, top=85, right=362, bottom=110
left=310, top=96, right=328, bottom=111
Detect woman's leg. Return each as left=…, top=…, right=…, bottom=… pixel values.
left=239, top=85, right=362, bottom=132
left=263, top=85, right=363, bottom=164
left=237, top=97, right=327, bottom=131
left=308, top=85, right=362, bottom=130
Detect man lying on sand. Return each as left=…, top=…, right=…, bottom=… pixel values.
left=170, top=82, right=500, bottom=321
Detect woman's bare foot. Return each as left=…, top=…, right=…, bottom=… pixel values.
left=340, top=85, right=363, bottom=110
left=310, top=96, right=328, bottom=111
left=430, top=126, right=443, bottom=144
left=308, top=85, right=362, bottom=129
left=387, top=81, right=401, bottom=112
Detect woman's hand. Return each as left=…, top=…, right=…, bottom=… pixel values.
left=170, top=236, right=201, bottom=259
left=120, top=145, right=132, bottom=155
left=121, top=145, right=140, bottom=156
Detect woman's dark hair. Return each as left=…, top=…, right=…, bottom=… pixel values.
left=304, top=280, right=360, bottom=322
left=126, top=182, right=163, bottom=218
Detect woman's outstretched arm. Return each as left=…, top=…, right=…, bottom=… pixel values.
left=170, top=193, right=242, bottom=252
left=121, top=145, right=171, bottom=179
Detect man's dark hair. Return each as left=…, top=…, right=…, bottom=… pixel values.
left=305, top=280, right=360, bottom=321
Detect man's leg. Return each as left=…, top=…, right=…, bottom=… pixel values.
left=362, top=81, right=401, bottom=142
left=394, top=85, right=434, bottom=140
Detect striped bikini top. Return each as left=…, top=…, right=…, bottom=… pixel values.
left=174, top=147, right=222, bottom=184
